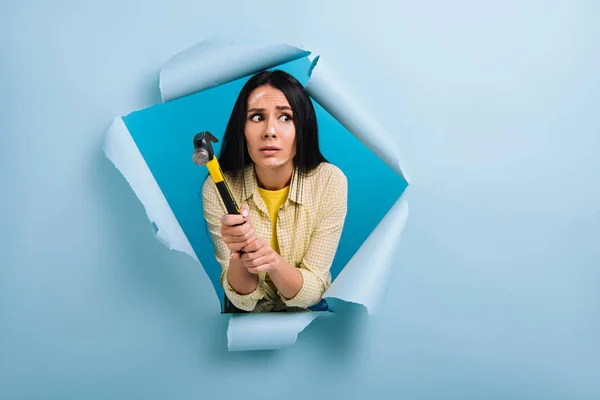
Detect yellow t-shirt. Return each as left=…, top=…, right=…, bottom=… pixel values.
left=257, top=184, right=290, bottom=254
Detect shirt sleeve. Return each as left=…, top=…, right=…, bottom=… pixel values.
left=201, top=177, right=266, bottom=311
left=279, top=167, right=348, bottom=308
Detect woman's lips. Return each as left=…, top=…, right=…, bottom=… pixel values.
left=259, top=148, right=281, bottom=156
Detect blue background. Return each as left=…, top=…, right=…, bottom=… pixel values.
left=1, top=1, right=599, bottom=399
left=122, top=55, right=406, bottom=309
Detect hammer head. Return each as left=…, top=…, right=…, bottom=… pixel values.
left=192, top=131, right=219, bottom=166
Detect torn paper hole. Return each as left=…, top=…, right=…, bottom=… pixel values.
left=103, top=37, right=409, bottom=351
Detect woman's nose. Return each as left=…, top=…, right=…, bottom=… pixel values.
left=263, top=124, right=276, bottom=138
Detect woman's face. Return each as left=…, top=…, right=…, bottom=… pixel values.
left=244, top=85, right=296, bottom=171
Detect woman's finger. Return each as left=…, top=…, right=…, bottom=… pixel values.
left=240, top=203, right=249, bottom=219
left=240, top=234, right=258, bottom=251
left=240, top=237, right=267, bottom=253
left=221, top=224, right=255, bottom=245
left=220, top=214, right=245, bottom=227
left=246, top=262, right=274, bottom=274
left=244, top=255, right=270, bottom=269
left=222, top=221, right=253, bottom=237
left=240, top=245, right=265, bottom=263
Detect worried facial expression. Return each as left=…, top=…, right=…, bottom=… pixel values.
left=245, top=85, right=296, bottom=170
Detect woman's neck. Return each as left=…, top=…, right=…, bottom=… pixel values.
left=254, top=163, right=294, bottom=190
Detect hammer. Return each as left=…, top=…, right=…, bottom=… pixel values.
left=193, top=131, right=244, bottom=313
left=192, top=131, right=241, bottom=216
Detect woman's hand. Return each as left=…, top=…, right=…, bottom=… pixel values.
left=236, top=237, right=282, bottom=274
left=220, top=204, right=257, bottom=255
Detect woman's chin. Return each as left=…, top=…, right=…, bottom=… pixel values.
left=256, top=158, right=290, bottom=170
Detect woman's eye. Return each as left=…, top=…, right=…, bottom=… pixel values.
left=279, top=114, right=293, bottom=122
left=249, top=114, right=264, bottom=122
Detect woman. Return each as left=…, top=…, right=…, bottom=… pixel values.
left=202, top=69, right=348, bottom=313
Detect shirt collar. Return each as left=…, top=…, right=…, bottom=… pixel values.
left=243, top=164, right=302, bottom=205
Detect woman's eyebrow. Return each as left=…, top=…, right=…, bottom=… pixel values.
left=247, top=106, right=292, bottom=113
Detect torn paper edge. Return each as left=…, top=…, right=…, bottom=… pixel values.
left=227, top=311, right=331, bottom=352
left=324, top=194, right=409, bottom=314
left=102, top=116, right=199, bottom=261
left=305, top=55, right=410, bottom=184
left=159, top=36, right=311, bottom=103
left=304, top=55, right=410, bottom=314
